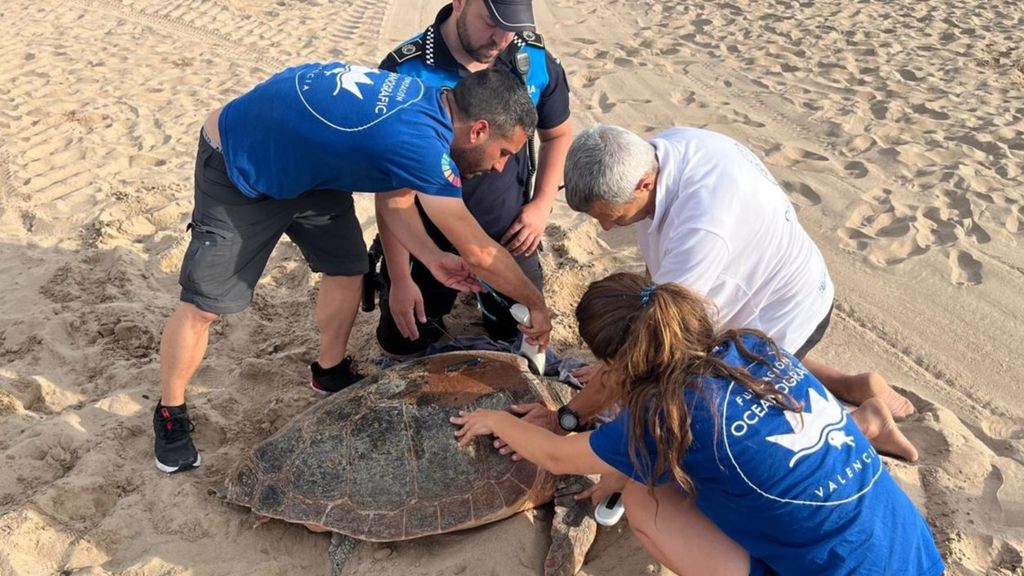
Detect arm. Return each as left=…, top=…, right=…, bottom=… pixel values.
left=514, top=363, right=615, bottom=434
left=652, top=228, right=730, bottom=290
left=377, top=214, right=425, bottom=340
left=451, top=409, right=618, bottom=476
left=374, top=190, right=479, bottom=293
left=565, top=363, right=615, bottom=421
left=414, top=192, right=552, bottom=346
left=500, top=119, right=573, bottom=256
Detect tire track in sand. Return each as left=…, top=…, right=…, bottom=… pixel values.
left=69, top=0, right=283, bottom=69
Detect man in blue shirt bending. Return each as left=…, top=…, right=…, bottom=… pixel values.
left=153, top=64, right=550, bottom=474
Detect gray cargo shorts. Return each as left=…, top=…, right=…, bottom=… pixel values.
left=178, top=129, right=368, bottom=314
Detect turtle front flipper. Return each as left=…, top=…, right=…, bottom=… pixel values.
left=544, top=475, right=598, bottom=576
left=329, top=533, right=360, bottom=576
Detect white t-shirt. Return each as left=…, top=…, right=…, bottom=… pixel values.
left=637, top=128, right=834, bottom=352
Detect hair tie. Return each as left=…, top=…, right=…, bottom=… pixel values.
left=639, top=284, right=657, bottom=307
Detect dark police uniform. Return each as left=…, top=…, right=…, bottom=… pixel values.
left=374, top=3, right=571, bottom=355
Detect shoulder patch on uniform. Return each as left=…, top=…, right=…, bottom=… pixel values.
left=519, top=30, right=545, bottom=48
left=388, top=38, right=424, bottom=64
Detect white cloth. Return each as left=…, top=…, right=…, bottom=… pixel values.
left=637, top=128, right=834, bottom=352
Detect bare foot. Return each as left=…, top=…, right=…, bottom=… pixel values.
left=802, top=358, right=916, bottom=420
left=861, top=372, right=916, bottom=421
left=852, top=398, right=919, bottom=462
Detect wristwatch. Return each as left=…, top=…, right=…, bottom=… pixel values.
left=557, top=405, right=585, bottom=433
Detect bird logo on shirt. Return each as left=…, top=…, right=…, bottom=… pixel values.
left=765, top=388, right=853, bottom=467
left=323, top=64, right=376, bottom=99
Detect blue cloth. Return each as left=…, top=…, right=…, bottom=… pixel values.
left=589, top=334, right=944, bottom=576
left=218, top=62, right=462, bottom=199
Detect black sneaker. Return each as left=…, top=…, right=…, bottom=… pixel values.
left=310, top=356, right=365, bottom=394
left=153, top=403, right=201, bottom=473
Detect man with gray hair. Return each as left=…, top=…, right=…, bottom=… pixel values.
left=518, top=124, right=918, bottom=463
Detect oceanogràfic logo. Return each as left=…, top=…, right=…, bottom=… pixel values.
left=722, top=363, right=882, bottom=506
left=295, top=63, right=425, bottom=132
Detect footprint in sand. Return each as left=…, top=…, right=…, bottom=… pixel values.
left=1005, top=207, right=1024, bottom=234
left=669, top=90, right=699, bottom=107
left=844, top=160, right=870, bottom=179
left=992, top=542, right=1024, bottom=571
left=910, top=102, right=951, bottom=121
left=867, top=234, right=925, bottom=267
left=955, top=218, right=991, bottom=245
left=950, top=133, right=1005, bottom=158
left=981, top=417, right=1024, bottom=442
left=591, top=91, right=615, bottom=113
left=914, top=206, right=960, bottom=248
left=862, top=187, right=893, bottom=207
left=869, top=100, right=890, bottom=120
left=896, top=68, right=922, bottom=82
left=764, top=144, right=831, bottom=168
left=36, top=478, right=123, bottom=526
left=837, top=227, right=872, bottom=253
left=843, top=134, right=878, bottom=155
left=732, top=110, right=766, bottom=128
left=869, top=212, right=911, bottom=238
left=108, top=320, right=158, bottom=359
left=948, top=248, right=982, bottom=286
left=126, top=153, right=167, bottom=169
left=995, top=159, right=1022, bottom=180
left=780, top=180, right=821, bottom=206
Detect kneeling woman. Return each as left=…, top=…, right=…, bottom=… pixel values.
left=451, top=272, right=944, bottom=576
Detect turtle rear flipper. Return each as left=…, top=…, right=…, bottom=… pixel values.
left=329, top=533, right=360, bottom=576
left=544, top=475, right=598, bottom=576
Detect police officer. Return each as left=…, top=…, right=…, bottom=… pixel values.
left=374, top=0, right=572, bottom=355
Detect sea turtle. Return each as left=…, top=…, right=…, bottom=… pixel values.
left=223, top=351, right=597, bottom=575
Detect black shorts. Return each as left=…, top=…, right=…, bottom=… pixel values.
left=178, top=130, right=367, bottom=314
left=375, top=249, right=543, bottom=356
left=792, top=301, right=834, bottom=360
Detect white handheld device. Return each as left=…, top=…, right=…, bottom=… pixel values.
left=594, top=492, right=625, bottom=526
left=509, top=303, right=546, bottom=376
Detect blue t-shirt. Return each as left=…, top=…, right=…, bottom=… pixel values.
left=218, top=62, right=462, bottom=199
left=590, top=335, right=944, bottom=576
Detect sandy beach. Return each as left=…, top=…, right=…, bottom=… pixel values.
left=1, top=0, right=1022, bottom=574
